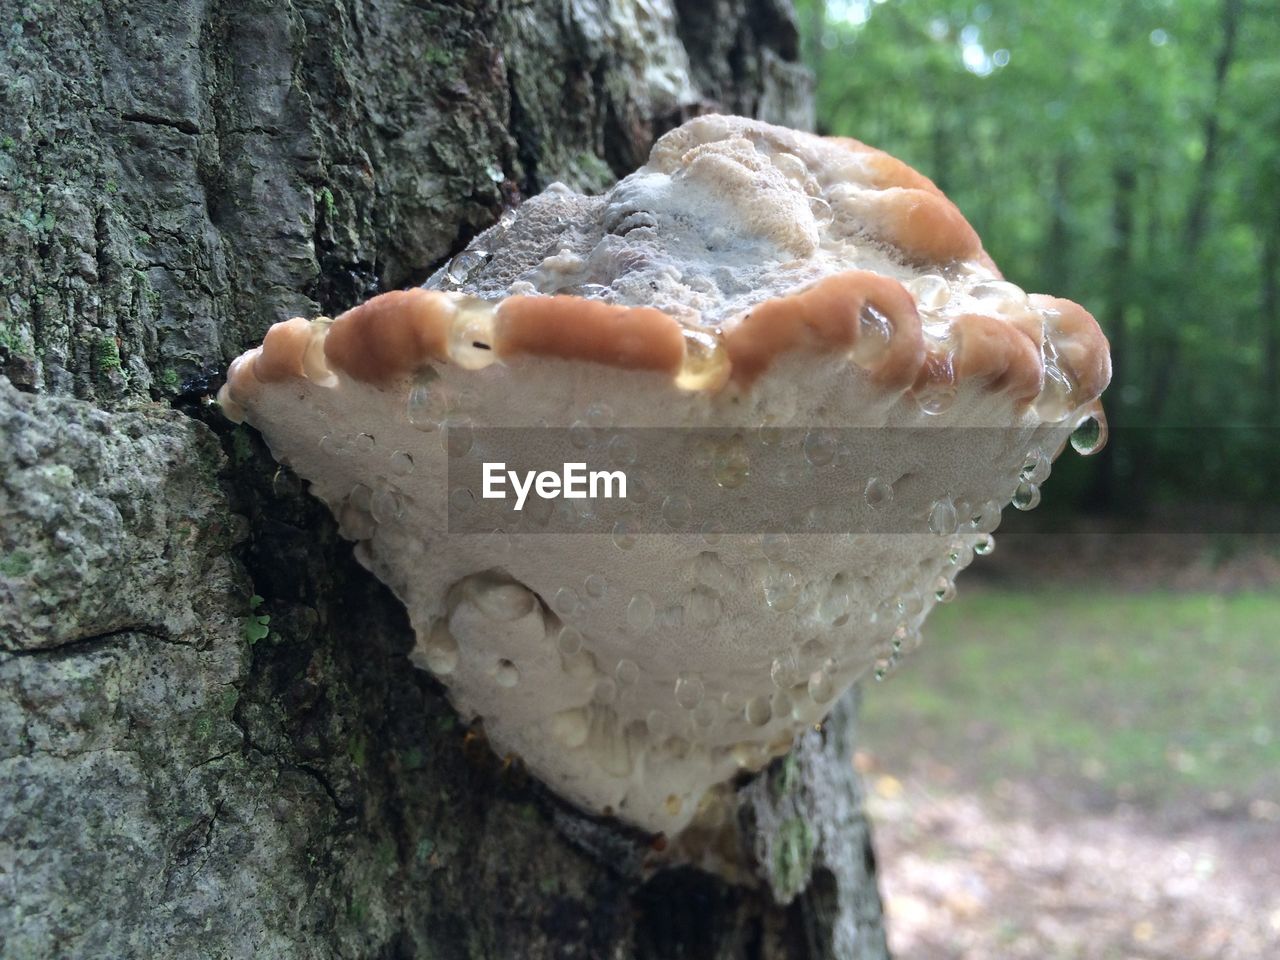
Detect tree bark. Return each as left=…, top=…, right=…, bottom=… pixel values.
left=1088, top=163, right=1136, bottom=512
left=1261, top=215, right=1279, bottom=424
left=0, top=2, right=889, bottom=958
left=1146, top=0, right=1242, bottom=423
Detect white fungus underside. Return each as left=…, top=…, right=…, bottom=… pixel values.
left=245, top=351, right=1074, bottom=835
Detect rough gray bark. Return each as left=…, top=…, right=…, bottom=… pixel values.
left=0, top=2, right=889, bottom=957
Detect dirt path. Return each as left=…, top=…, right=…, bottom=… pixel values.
left=864, top=766, right=1280, bottom=959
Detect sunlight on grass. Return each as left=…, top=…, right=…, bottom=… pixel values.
left=861, top=589, right=1280, bottom=807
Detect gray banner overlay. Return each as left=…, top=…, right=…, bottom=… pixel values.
left=443, top=426, right=1279, bottom=535
left=446, top=425, right=1033, bottom=535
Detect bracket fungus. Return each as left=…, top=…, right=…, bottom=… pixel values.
left=220, top=115, right=1110, bottom=846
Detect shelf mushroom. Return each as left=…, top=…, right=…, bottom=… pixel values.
left=219, top=115, right=1110, bottom=840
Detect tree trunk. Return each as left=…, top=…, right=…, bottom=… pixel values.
left=1146, top=0, right=1242, bottom=423
left=0, top=2, right=890, bottom=958
left=1262, top=217, right=1279, bottom=424
left=1088, top=163, right=1136, bottom=512
left=1039, top=153, right=1072, bottom=296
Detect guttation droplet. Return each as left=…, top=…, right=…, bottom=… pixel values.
left=1071, top=414, right=1107, bottom=455
left=917, top=385, right=957, bottom=416
left=585, top=402, right=614, bottom=428
left=851, top=304, right=894, bottom=366
left=694, top=551, right=736, bottom=593
left=615, top=658, right=639, bottom=685
left=761, top=532, right=790, bottom=562
left=713, top=436, right=750, bottom=489
left=552, top=587, right=579, bottom=617
left=928, top=498, right=958, bottom=535
left=389, top=450, right=415, bottom=476
left=908, top=273, right=950, bottom=311
left=772, top=689, right=793, bottom=718
left=864, top=477, right=893, bottom=508
left=557, top=626, right=583, bottom=656
left=770, top=654, right=796, bottom=689
left=443, top=418, right=473, bottom=457
left=970, top=279, right=1028, bottom=305
left=744, top=695, right=772, bottom=727
left=661, top=493, right=692, bottom=529
left=1035, top=363, right=1074, bottom=421
left=675, top=328, right=729, bottom=390
left=627, top=592, right=656, bottom=632
left=773, top=151, right=809, bottom=182
left=762, top=566, right=801, bottom=611
left=887, top=625, right=903, bottom=651
left=974, top=533, right=995, bottom=555
left=684, top=587, right=722, bottom=628
left=407, top=370, right=441, bottom=429
left=803, top=429, right=837, bottom=467
left=807, top=195, right=833, bottom=227
left=609, top=434, right=637, bottom=467
left=372, top=487, right=404, bottom=522
left=1020, top=449, right=1051, bottom=484
left=447, top=487, right=474, bottom=515
left=808, top=669, right=835, bottom=704
left=569, top=420, right=593, bottom=450
left=1012, top=481, right=1041, bottom=511
left=445, top=248, right=488, bottom=284
left=674, top=673, right=705, bottom=710
left=612, top=520, right=636, bottom=551
left=969, top=499, right=1002, bottom=533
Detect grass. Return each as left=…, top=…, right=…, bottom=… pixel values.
left=861, top=588, right=1280, bottom=810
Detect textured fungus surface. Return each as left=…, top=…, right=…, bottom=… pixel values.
left=221, top=115, right=1111, bottom=840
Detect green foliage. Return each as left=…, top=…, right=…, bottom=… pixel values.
left=349, top=734, right=368, bottom=768
left=0, top=322, right=18, bottom=353
left=776, top=751, right=799, bottom=798
left=94, top=334, right=121, bottom=372
left=0, top=550, right=33, bottom=577
left=230, top=426, right=253, bottom=466
left=773, top=816, right=816, bottom=896
left=799, top=0, right=1279, bottom=514
left=243, top=595, right=270, bottom=645
left=862, top=588, right=1280, bottom=806
left=317, top=186, right=337, bottom=221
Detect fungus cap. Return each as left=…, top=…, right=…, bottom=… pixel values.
left=219, top=115, right=1109, bottom=841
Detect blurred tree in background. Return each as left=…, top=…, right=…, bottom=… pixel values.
left=796, top=0, right=1280, bottom=521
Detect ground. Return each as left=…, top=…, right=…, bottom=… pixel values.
left=857, top=530, right=1280, bottom=960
